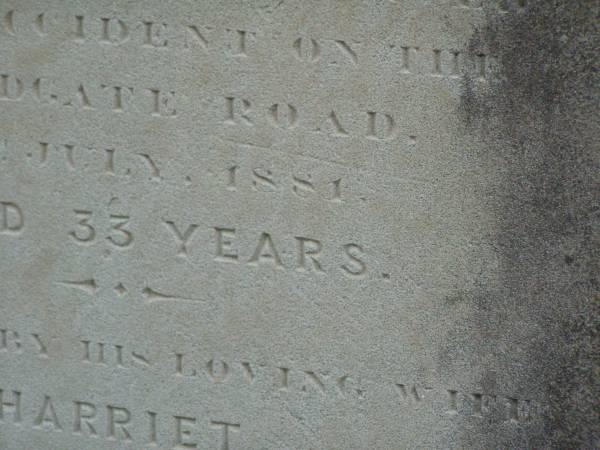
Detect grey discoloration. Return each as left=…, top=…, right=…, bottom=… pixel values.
left=457, top=0, right=599, bottom=447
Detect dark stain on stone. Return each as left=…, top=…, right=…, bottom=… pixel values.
left=443, top=0, right=598, bottom=448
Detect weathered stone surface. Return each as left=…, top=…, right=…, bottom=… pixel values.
left=0, top=1, right=597, bottom=448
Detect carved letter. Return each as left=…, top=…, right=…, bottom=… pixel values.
left=293, top=37, right=320, bottom=63
left=341, top=244, right=366, bottom=276
left=210, top=420, right=240, bottom=450
left=74, top=401, right=97, bottom=435
left=101, top=85, right=134, bottom=112
left=148, top=89, right=177, bottom=117
left=34, top=396, right=62, bottom=430
left=100, top=18, right=129, bottom=44
left=224, top=96, right=253, bottom=126
left=0, top=74, right=24, bottom=101
left=165, top=221, right=198, bottom=257
left=226, top=29, right=255, bottom=57
left=143, top=21, right=168, bottom=47
left=107, top=405, right=132, bottom=441
left=248, top=233, right=283, bottom=267
left=252, top=168, right=277, bottom=191
left=185, top=25, right=209, bottom=50
left=206, top=359, right=230, bottom=384
left=269, top=103, right=298, bottom=129
left=0, top=389, right=21, bottom=423
left=215, top=227, right=238, bottom=262
left=0, top=202, right=23, bottom=234
left=174, top=416, right=197, bottom=448
left=296, top=237, right=323, bottom=272
left=366, top=111, right=397, bottom=141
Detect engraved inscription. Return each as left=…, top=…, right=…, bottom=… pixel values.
left=27, top=140, right=163, bottom=181
left=0, top=325, right=545, bottom=427
left=68, top=210, right=133, bottom=249
left=392, top=382, right=542, bottom=424
left=223, top=96, right=407, bottom=141
left=0, top=328, right=50, bottom=358
left=1, top=11, right=362, bottom=69
left=81, top=340, right=150, bottom=368
left=3, top=136, right=352, bottom=204
left=0, top=71, right=177, bottom=117
left=0, top=8, right=506, bottom=84
left=163, top=220, right=369, bottom=279
left=0, top=388, right=241, bottom=448
left=174, top=352, right=365, bottom=401
left=389, top=43, right=499, bottom=82
left=0, top=3, right=548, bottom=447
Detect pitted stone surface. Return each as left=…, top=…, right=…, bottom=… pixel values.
left=0, top=1, right=597, bottom=449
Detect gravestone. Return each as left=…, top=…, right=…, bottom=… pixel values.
left=0, top=1, right=597, bottom=448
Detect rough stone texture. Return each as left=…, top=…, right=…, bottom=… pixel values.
left=0, top=1, right=597, bottom=449
left=459, top=2, right=599, bottom=447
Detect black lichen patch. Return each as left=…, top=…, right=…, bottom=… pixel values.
left=455, top=0, right=599, bottom=447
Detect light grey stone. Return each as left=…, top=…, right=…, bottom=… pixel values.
left=0, top=1, right=597, bottom=449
